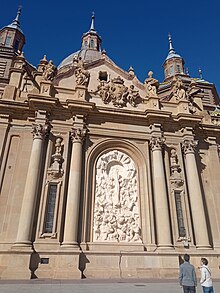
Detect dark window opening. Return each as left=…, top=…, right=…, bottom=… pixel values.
left=44, top=184, right=57, bottom=233
left=175, top=192, right=186, bottom=237
left=99, top=71, right=108, bottom=81
left=14, top=39, right=19, bottom=51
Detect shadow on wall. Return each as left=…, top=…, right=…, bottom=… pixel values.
left=29, top=247, right=41, bottom=279
left=78, top=251, right=90, bottom=279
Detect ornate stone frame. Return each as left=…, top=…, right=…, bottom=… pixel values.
left=81, top=138, right=154, bottom=251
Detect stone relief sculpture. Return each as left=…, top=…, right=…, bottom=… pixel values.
left=169, top=148, right=184, bottom=189
left=170, top=77, right=186, bottom=101
left=47, top=136, right=64, bottom=179
left=93, top=150, right=142, bottom=243
left=42, top=60, right=57, bottom=81
left=144, top=71, right=159, bottom=98
left=95, top=76, right=141, bottom=108
left=74, top=57, right=90, bottom=87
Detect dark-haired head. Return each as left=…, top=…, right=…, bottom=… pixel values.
left=201, top=258, right=208, bottom=265
left=184, top=254, right=190, bottom=262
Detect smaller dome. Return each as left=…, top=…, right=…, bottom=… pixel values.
left=165, top=52, right=181, bottom=61
left=58, top=48, right=102, bottom=69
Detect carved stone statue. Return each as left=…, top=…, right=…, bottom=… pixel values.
left=96, top=76, right=142, bottom=108
left=171, top=77, right=186, bottom=101
left=48, top=136, right=64, bottom=179
left=186, top=80, right=202, bottom=114
left=127, top=85, right=141, bottom=107
left=144, top=71, right=159, bottom=98
left=74, top=58, right=90, bottom=87
left=93, top=150, right=142, bottom=243
left=96, top=80, right=110, bottom=104
left=42, top=60, right=57, bottom=81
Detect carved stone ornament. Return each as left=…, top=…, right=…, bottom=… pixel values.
left=169, top=148, right=183, bottom=189
left=149, top=136, right=165, bottom=151
left=144, top=71, right=159, bottom=98
left=182, top=139, right=198, bottom=155
left=74, top=58, right=90, bottom=87
left=93, top=150, right=142, bottom=243
left=186, top=80, right=202, bottom=114
left=71, top=127, right=87, bottom=143
left=42, top=60, right=57, bottom=81
left=32, top=123, right=50, bottom=140
left=47, top=136, right=64, bottom=179
left=170, top=77, right=186, bottom=101
left=95, top=76, right=141, bottom=108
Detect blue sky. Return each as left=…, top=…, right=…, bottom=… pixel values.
left=1, top=0, right=220, bottom=94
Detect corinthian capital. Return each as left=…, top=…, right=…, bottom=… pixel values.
left=149, top=136, right=165, bottom=151
left=32, top=123, right=50, bottom=140
left=71, top=127, right=87, bottom=143
left=182, top=139, right=198, bottom=155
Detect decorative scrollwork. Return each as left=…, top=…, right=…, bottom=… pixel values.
left=70, top=127, right=87, bottom=143
left=32, top=123, right=50, bottom=140
left=182, top=139, right=197, bottom=155
left=95, top=76, right=141, bottom=108
left=149, top=136, right=165, bottom=151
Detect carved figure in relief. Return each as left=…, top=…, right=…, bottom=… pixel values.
left=93, top=150, right=142, bottom=243
left=96, top=80, right=110, bottom=103
left=127, top=85, right=141, bottom=106
left=95, top=76, right=142, bottom=108
left=144, top=71, right=159, bottom=98
left=42, top=60, right=57, bottom=81
left=171, top=78, right=186, bottom=101
left=74, top=58, right=90, bottom=86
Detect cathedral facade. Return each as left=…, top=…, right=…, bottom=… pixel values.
left=0, top=9, right=220, bottom=279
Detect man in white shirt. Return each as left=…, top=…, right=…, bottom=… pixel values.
left=200, top=258, right=214, bottom=293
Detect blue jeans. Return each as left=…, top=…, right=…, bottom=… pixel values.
left=183, top=285, right=196, bottom=293
left=202, top=286, right=214, bottom=293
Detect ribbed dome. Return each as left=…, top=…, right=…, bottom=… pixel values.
left=58, top=48, right=102, bottom=69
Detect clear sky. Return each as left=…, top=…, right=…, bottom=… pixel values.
left=1, top=0, right=220, bottom=95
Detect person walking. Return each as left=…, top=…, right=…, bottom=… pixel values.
left=199, top=258, right=214, bottom=293
left=179, top=254, right=197, bottom=293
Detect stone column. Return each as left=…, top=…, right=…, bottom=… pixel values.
left=182, top=139, right=210, bottom=248
left=62, top=126, right=86, bottom=247
left=14, top=122, right=49, bottom=246
left=150, top=136, right=172, bottom=248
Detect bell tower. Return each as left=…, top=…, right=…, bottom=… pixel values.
left=81, top=13, right=102, bottom=51
left=163, top=34, right=186, bottom=81
left=0, top=6, right=25, bottom=82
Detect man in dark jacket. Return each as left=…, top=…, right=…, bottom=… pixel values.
left=179, top=254, right=197, bottom=293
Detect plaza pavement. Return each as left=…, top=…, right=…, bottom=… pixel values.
left=0, top=279, right=219, bottom=293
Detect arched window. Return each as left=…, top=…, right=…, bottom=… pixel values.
left=90, top=39, right=94, bottom=49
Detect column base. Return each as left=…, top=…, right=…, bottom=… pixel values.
left=61, top=241, right=80, bottom=249
left=13, top=241, right=33, bottom=249
left=196, top=244, right=212, bottom=250
left=157, top=244, right=174, bottom=250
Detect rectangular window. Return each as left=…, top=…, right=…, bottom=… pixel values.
left=175, top=192, right=186, bottom=237
left=170, top=65, right=174, bottom=75
left=5, top=36, right=12, bottom=47
left=14, top=40, right=19, bottom=51
left=177, top=64, right=181, bottom=73
left=44, top=184, right=57, bottom=233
